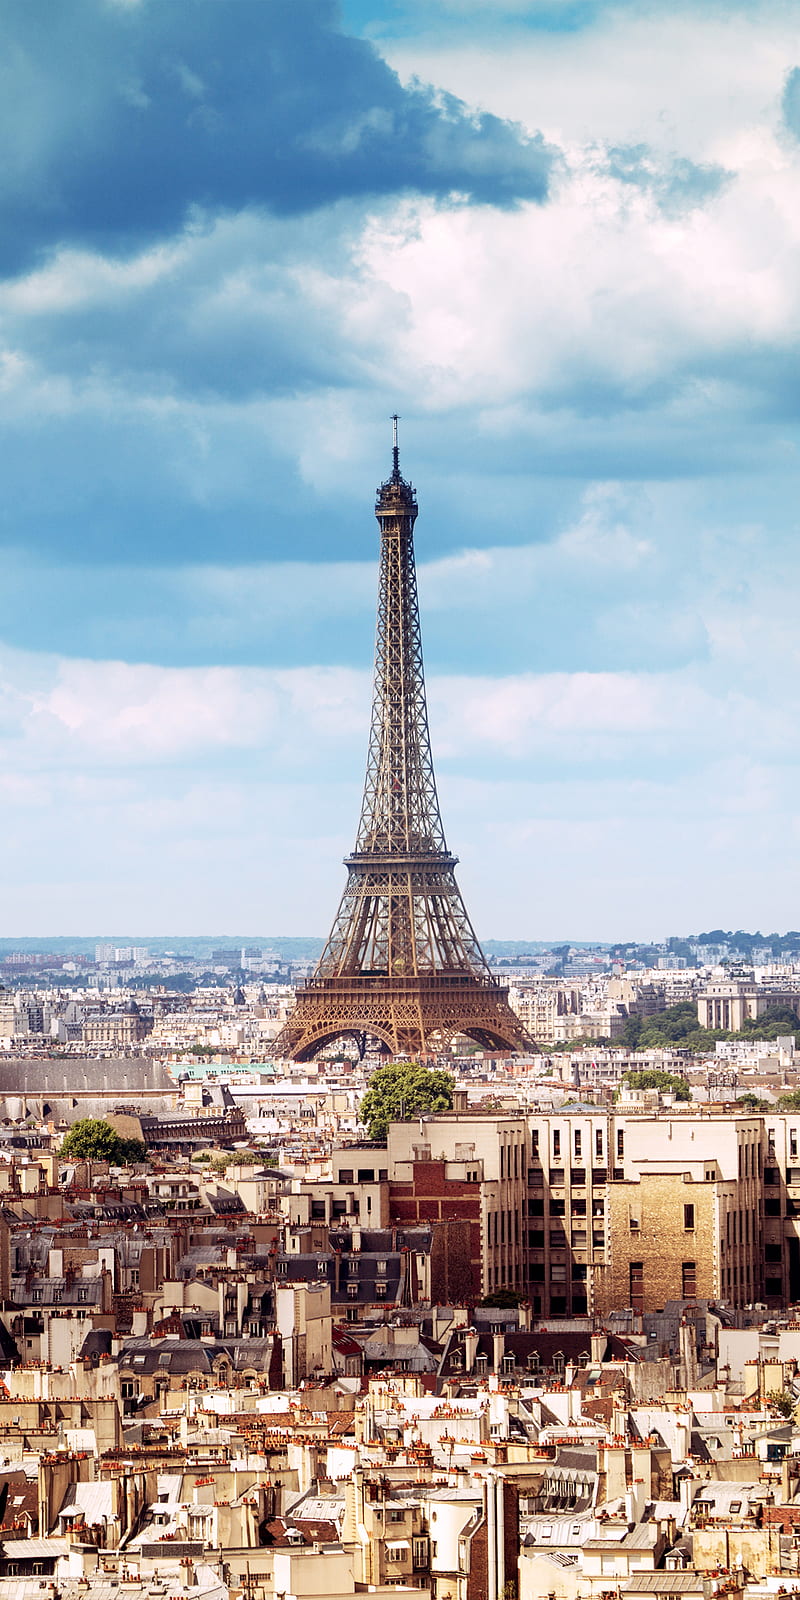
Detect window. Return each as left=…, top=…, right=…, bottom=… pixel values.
left=412, top=1536, right=428, bottom=1568
left=682, top=1261, right=697, bottom=1298
left=531, top=1129, right=539, bottom=1156
left=338, top=1168, right=353, bottom=1184
left=617, top=1129, right=624, bottom=1160
left=630, top=1261, right=644, bottom=1314
left=376, top=1260, right=387, bottom=1275
left=348, top=1259, right=359, bottom=1275
left=375, top=1281, right=387, bottom=1298
left=553, top=1130, right=561, bottom=1158
left=684, top=1204, right=695, bottom=1230
left=574, top=1129, right=582, bottom=1158
left=357, top=1168, right=374, bottom=1182
left=317, top=1258, right=327, bottom=1275
left=596, top=1128, right=603, bottom=1158
left=347, top=1283, right=359, bottom=1298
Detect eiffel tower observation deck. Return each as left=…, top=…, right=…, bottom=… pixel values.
left=275, top=421, right=532, bottom=1061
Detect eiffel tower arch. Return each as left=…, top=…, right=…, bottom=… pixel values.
left=275, top=423, right=532, bottom=1061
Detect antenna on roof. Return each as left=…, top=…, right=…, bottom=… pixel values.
left=391, top=413, right=400, bottom=479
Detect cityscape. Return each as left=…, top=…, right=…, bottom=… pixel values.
left=3, top=5, right=800, bottom=1600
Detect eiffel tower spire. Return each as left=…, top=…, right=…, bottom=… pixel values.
left=275, top=426, right=532, bottom=1061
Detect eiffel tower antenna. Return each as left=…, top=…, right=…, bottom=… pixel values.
left=391, top=412, right=400, bottom=478
left=274, top=431, right=532, bottom=1061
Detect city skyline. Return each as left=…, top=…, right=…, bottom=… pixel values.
left=1, top=1, right=800, bottom=937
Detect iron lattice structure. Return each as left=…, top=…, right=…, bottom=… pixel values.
left=275, top=428, right=532, bottom=1061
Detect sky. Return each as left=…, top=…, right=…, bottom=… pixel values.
left=2, top=0, right=800, bottom=941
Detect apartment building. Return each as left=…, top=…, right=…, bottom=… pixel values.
left=387, top=1108, right=768, bottom=1320
left=526, top=1106, right=612, bottom=1318
left=599, top=1113, right=763, bottom=1316
left=761, top=1111, right=800, bottom=1305
left=387, top=1114, right=528, bottom=1298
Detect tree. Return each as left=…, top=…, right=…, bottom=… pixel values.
left=766, top=1390, right=795, bottom=1418
left=620, top=1014, right=643, bottom=1048
left=738, top=1092, right=770, bottom=1110
left=480, top=1289, right=523, bottom=1308
left=359, top=1061, right=454, bottom=1141
left=60, top=1118, right=146, bottom=1164
left=621, top=1069, right=691, bottom=1101
left=739, top=1006, right=800, bottom=1039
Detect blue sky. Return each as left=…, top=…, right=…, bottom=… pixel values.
left=2, top=0, right=800, bottom=940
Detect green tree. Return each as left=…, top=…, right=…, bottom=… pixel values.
left=621, top=1069, right=691, bottom=1101
left=359, top=1061, right=454, bottom=1141
left=480, top=1289, right=523, bottom=1309
left=738, top=1092, right=770, bottom=1110
left=777, top=1089, right=800, bottom=1110
left=60, top=1118, right=146, bottom=1165
left=739, top=1006, right=800, bottom=1039
left=620, top=1014, right=643, bottom=1048
left=766, top=1390, right=795, bottom=1418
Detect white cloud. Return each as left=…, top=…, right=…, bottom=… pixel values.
left=381, top=4, right=799, bottom=157
left=16, top=654, right=369, bottom=763
left=0, top=631, right=799, bottom=935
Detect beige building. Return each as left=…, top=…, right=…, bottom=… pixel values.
left=402, top=1108, right=771, bottom=1319
left=275, top=1281, right=332, bottom=1386
left=599, top=1113, right=763, bottom=1315
left=697, top=978, right=800, bottom=1030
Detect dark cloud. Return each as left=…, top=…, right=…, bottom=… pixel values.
left=605, top=144, right=729, bottom=212
left=0, top=0, right=554, bottom=274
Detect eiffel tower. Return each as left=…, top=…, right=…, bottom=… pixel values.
left=275, top=422, right=532, bottom=1061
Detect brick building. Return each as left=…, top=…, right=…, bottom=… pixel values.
left=387, top=1115, right=528, bottom=1298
